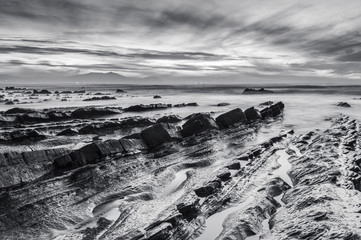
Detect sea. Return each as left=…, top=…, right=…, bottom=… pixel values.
left=1, top=83, right=361, bottom=139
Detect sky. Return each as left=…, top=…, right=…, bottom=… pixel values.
left=1, top=0, right=361, bottom=84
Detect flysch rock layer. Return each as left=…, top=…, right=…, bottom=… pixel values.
left=0, top=102, right=285, bottom=240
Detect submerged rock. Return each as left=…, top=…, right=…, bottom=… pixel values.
left=242, top=88, right=273, bottom=94
left=83, top=96, right=116, bottom=101
left=33, top=89, right=51, bottom=94
left=217, top=102, right=230, bottom=106
left=126, top=103, right=171, bottom=112
left=337, top=102, right=351, bottom=108
left=71, top=107, right=120, bottom=118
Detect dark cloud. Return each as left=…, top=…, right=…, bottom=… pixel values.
left=0, top=45, right=227, bottom=61
left=147, top=9, right=228, bottom=30
left=0, top=0, right=94, bottom=25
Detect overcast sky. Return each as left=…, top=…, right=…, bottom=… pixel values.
left=1, top=0, right=361, bottom=83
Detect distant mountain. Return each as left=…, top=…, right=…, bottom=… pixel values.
left=70, top=72, right=126, bottom=82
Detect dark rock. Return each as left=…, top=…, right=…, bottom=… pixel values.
left=260, top=107, right=273, bottom=119
left=153, top=95, right=162, bottom=99
left=116, top=89, right=126, bottom=93
left=181, top=113, right=219, bottom=137
left=57, top=128, right=79, bottom=136
left=156, top=115, right=182, bottom=123
left=244, top=107, right=261, bottom=122
left=242, top=88, right=273, bottom=94
left=226, top=161, right=241, bottom=170
left=186, top=102, right=198, bottom=106
left=126, top=104, right=171, bottom=112
left=217, top=171, right=232, bottom=181
left=337, top=102, right=351, bottom=108
left=83, top=96, right=116, bottom=101
left=273, top=101, right=285, bottom=110
left=5, top=101, right=14, bottom=105
left=216, top=108, right=247, bottom=129
left=33, top=89, right=51, bottom=94
left=194, top=181, right=221, bottom=197
left=176, top=200, right=199, bottom=221
left=140, top=123, right=176, bottom=149
left=5, top=108, right=36, bottom=114
left=71, top=107, right=120, bottom=118
left=217, top=102, right=230, bottom=106
left=53, top=154, right=73, bottom=168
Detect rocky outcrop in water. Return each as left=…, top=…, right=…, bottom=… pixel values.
left=242, top=88, right=273, bottom=94
left=337, top=101, right=351, bottom=107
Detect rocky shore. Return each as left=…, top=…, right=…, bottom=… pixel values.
left=1, top=96, right=361, bottom=240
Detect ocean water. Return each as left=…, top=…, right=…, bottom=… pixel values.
left=2, top=84, right=361, bottom=136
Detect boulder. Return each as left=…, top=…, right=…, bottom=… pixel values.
left=260, top=107, right=273, bottom=119
left=140, top=123, right=176, bottom=149
left=116, top=89, right=126, bottom=93
left=244, top=107, right=261, bottom=122
left=153, top=95, right=162, bottom=99
left=274, top=101, right=285, bottom=110
left=216, top=108, right=247, bottom=129
left=226, top=161, right=241, bottom=170
left=176, top=200, right=199, bottom=221
left=194, top=180, right=221, bottom=197
left=181, top=113, right=218, bottom=137
left=269, top=102, right=284, bottom=116
left=217, top=171, right=232, bottom=181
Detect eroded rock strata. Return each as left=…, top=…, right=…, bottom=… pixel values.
left=3, top=102, right=360, bottom=240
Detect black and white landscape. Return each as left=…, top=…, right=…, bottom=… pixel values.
left=1, top=1, right=361, bottom=240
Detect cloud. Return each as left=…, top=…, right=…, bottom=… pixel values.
left=1, top=0, right=361, bottom=80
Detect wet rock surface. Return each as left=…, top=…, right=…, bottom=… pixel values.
left=5, top=102, right=361, bottom=240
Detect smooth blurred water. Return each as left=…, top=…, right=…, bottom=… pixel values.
left=2, top=84, right=361, bottom=135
